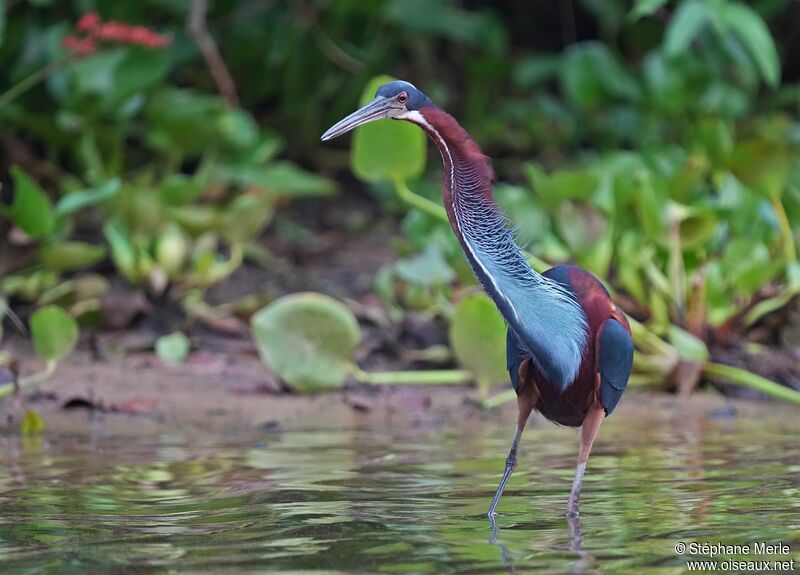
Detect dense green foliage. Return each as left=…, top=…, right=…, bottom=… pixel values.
left=1, top=0, right=799, bottom=402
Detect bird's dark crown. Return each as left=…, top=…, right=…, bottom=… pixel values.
left=375, top=80, right=433, bottom=110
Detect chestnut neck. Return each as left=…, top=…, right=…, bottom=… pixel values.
left=414, top=107, right=495, bottom=234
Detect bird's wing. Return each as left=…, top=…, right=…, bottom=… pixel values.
left=506, top=327, right=528, bottom=393
left=597, top=318, right=634, bottom=416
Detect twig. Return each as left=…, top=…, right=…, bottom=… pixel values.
left=188, top=0, right=240, bottom=107
left=0, top=55, right=74, bottom=109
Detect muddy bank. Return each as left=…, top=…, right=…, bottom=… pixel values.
left=2, top=341, right=794, bottom=439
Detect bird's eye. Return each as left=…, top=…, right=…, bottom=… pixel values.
left=397, top=92, right=408, bottom=104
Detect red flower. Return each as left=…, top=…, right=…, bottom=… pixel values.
left=76, top=12, right=100, bottom=32
left=65, top=12, right=171, bottom=56
left=62, top=35, right=96, bottom=57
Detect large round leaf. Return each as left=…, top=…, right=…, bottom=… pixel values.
left=30, top=305, right=79, bottom=363
left=449, top=294, right=507, bottom=389
left=351, top=75, right=426, bottom=183
left=251, top=293, right=361, bottom=393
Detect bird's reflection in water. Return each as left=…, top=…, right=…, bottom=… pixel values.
left=488, top=509, right=595, bottom=574
left=567, top=512, right=594, bottom=572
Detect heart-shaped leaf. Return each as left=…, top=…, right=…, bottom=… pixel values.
left=251, top=293, right=361, bottom=393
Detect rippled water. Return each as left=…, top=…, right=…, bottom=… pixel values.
left=0, top=408, right=798, bottom=574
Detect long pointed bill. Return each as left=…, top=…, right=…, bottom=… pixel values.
left=320, top=96, right=395, bottom=141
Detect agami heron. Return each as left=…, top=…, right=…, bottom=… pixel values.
left=322, top=81, right=634, bottom=517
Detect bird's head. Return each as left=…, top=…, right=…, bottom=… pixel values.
left=321, top=80, right=433, bottom=141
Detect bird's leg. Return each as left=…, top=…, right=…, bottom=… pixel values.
left=566, top=403, right=605, bottom=516
left=488, top=376, right=538, bottom=518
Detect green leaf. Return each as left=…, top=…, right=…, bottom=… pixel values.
left=219, top=194, right=274, bottom=243
left=8, top=166, right=56, bottom=238
left=157, top=174, right=204, bottom=206
left=155, top=224, right=190, bottom=275
left=665, top=0, right=712, bottom=56
left=56, top=179, right=120, bottom=217
left=526, top=164, right=598, bottom=208
left=394, top=244, right=456, bottom=286
left=30, top=305, right=79, bottom=362
left=351, top=75, right=426, bottom=183
left=39, top=242, right=106, bottom=271
left=146, top=89, right=228, bottom=153
left=628, top=0, right=670, bottom=22
left=156, top=332, right=191, bottom=364
left=103, top=219, right=138, bottom=283
left=251, top=293, right=361, bottom=393
left=668, top=325, right=710, bottom=361
left=729, top=140, right=792, bottom=198
left=217, top=108, right=260, bottom=151
left=634, top=171, right=668, bottom=238
left=449, top=295, right=507, bottom=392
left=211, top=161, right=336, bottom=198
left=668, top=202, right=719, bottom=249
left=555, top=201, right=608, bottom=254
left=559, top=42, right=640, bottom=109
left=20, top=410, right=45, bottom=436
left=723, top=2, right=780, bottom=87
left=512, top=56, right=561, bottom=89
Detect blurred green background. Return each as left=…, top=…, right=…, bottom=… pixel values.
left=1, top=0, right=799, bottom=403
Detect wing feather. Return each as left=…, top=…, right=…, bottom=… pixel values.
left=598, top=319, right=634, bottom=416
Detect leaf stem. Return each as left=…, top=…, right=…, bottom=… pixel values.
left=702, top=362, right=800, bottom=406
left=481, top=389, right=516, bottom=409
left=392, top=178, right=449, bottom=222
left=771, top=196, right=796, bottom=263
left=0, top=361, right=57, bottom=399
left=353, top=366, right=472, bottom=386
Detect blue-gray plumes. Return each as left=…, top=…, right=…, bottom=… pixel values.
left=451, top=159, right=588, bottom=390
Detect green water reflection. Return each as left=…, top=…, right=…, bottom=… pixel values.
left=0, top=412, right=798, bottom=573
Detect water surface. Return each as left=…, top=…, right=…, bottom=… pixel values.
left=0, top=407, right=798, bottom=573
